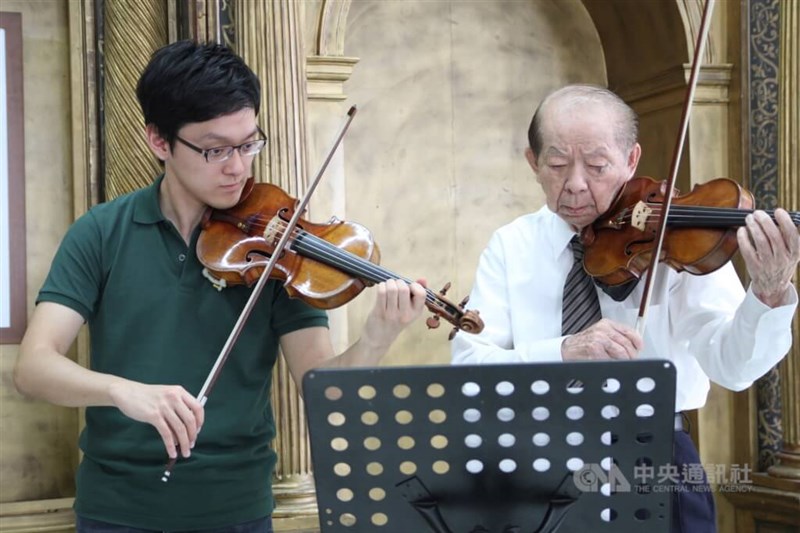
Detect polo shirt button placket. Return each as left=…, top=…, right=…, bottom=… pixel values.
left=178, top=253, right=186, bottom=262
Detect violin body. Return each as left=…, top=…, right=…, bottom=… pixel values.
left=581, top=176, right=754, bottom=287
left=198, top=182, right=380, bottom=309
left=196, top=180, right=484, bottom=336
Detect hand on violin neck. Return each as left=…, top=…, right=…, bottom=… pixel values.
left=359, top=279, right=428, bottom=355
left=560, top=319, right=643, bottom=362
left=737, top=209, right=800, bottom=308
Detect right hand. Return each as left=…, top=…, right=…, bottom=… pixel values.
left=108, top=381, right=204, bottom=459
left=561, top=318, right=642, bottom=361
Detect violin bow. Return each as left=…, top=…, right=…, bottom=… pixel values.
left=636, top=0, right=716, bottom=336
left=161, top=106, right=357, bottom=482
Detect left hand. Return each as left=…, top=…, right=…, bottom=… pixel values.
left=361, top=279, right=427, bottom=351
left=737, top=208, right=800, bottom=307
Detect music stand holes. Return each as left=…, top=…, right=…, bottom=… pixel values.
left=327, top=412, right=345, bottom=427
left=566, top=382, right=584, bottom=394
left=463, top=408, right=481, bottom=423
left=566, top=405, right=584, bottom=420
left=393, top=384, right=411, bottom=399
left=333, top=463, right=351, bottom=476
left=331, top=438, right=348, bottom=451
left=499, top=459, right=517, bottom=473
left=533, top=458, right=551, bottom=472
left=566, top=432, right=584, bottom=446
left=395, top=410, right=413, bottom=424
left=465, top=434, right=482, bottom=448
left=603, top=379, right=621, bottom=393
left=636, top=404, right=655, bottom=418
left=361, top=411, right=379, bottom=426
left=358, top=385, right=376, bottom=400
left=400, top=461, right=417, bottom=475
left=601, top=405, right=620, bottom=419
left=496, top=381, right=514, bottom=396
left=566, top=457, right=585, bottom=471
left=364, top=437, right=381, bottom=451
left=427, top=383, right=445, bottom=398
left=431, top=435, right=448, bottom=449
left=433, top=460, right=450, bottom=474
left=533, top=433, right=550, bottom=447
left=532, top=407, right=550, bottom=421
left=397, top=436, right=415, bottom=450
left=531, top=380, right=550, bottom=395
left=637, top=377, right=656, bottom=393
left=369, top=487, right=386, bottom=501
left=601, top=482, right=612, bottom=496
left=325, top=509, right=332, bottom=515
left=635, top=508, right=652, bottom=521
left=601, top=508, right=618, bottom=522
left=324, top=386, right=343, bottom=401
left=601, top=457, right=615, bottom=471
left=336, top=488, right=354, bottom=502
left=462, top=382, right=480, bottom=397
left=371, top=513, right=389, bottom=526
left=466, top=459, right=484, bottom=474
left=498, top=433, right=516, bottom=447
left=636, top=432, right=655, bottom=444
left=429, top=409, right=447, bottom=424
left=366, top=462, right=383, bottom=476
left=601, top=431, right=619, bottom=446
left=339, top=513, right=357, bottom=527
left=497, top=407, right=515, bottom=422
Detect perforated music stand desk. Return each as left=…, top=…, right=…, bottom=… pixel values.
left=303, top=360, right=676, bottom=533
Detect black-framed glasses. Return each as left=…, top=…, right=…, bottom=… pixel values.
left=175, top=126, right=267, bottom=163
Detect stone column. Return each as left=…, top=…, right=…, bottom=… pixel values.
left=103, top=0, right=166, bottom=199
left=769, top=0, right=800, bottom=484
left=233, top=0, right=317, bottom=519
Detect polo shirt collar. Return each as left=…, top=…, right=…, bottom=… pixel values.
left=133, top=174, right=167, bottom=225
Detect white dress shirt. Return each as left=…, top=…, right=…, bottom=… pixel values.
left=451, top=206, right=797, bottom=411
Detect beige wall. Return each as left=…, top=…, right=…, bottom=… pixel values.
left=338, top=0, right=606, bottom=366
left=0, top=0, right=77, bottom=505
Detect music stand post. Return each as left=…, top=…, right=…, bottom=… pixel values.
left=303, top=360, right=676, bottom=533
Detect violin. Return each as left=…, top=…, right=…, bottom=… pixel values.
left=196, top=178, right=484, bottom=338
left=580, top=176, right=800, bottom=288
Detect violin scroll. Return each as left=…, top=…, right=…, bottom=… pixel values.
left=424, top=282, right=484, bottom=339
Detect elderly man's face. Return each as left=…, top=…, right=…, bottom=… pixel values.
left=526, top=101, right=641, bottom=231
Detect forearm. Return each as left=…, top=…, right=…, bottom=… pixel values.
left=14, top=345, right=130, bottom=408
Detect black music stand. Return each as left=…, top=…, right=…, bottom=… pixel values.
left=303, top=360, right=676, bottom=533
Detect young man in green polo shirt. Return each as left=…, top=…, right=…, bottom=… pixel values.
left=14, top=40, right=427, bottom=532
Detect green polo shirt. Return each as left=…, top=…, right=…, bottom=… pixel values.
left=37, top=175, right=328, bottom=530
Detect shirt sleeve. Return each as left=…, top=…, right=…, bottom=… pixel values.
left=451, top=231, right=564, bottom=365
left=670, top=263, right=797, bottom=391
left=37, top=211, right=105, bottom=321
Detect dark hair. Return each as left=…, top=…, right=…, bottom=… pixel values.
left=136, top=40, right=261, bottom=147
left=527, top=84, right=638, bottom=161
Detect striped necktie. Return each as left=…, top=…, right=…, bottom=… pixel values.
left=561, top=236, right=602, bottom=335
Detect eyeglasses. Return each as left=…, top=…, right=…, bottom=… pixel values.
left=175, top=126, right=268, bottom=163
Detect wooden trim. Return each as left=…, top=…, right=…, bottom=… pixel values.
left=0, top=11, right=27, bottom=345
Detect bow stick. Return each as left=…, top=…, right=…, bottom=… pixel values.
left=636, top=0, right=716, bottom=335
left=161, top=106, right=357, bottom=482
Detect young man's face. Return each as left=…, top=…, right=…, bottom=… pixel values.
left=152, top=107, right=262, bottom=210
left=526, top=101, right=641, bottom=231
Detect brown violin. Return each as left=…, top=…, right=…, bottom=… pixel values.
left=196, top=178, right=484, bottom=338
left=580, top=176, right=800, bottom=288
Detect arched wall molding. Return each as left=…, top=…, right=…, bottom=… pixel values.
left=307, top=0, right=357, bottom=101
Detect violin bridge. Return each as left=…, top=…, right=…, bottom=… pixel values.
left=202, top=268, right=228, bottom=291
left=631, top=201, right=651, bottom=231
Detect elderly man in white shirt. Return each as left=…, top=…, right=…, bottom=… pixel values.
left=451, top=85, right=800, bottom=533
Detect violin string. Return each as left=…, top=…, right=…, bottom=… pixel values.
left=247, top=218, right=450, bottom=309
left=617, top=205, right=800, bottom=225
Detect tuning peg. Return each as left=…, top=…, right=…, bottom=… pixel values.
left=438, top=282, right=452, bottom=296
left=426, top=315, right=441, bottom=329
